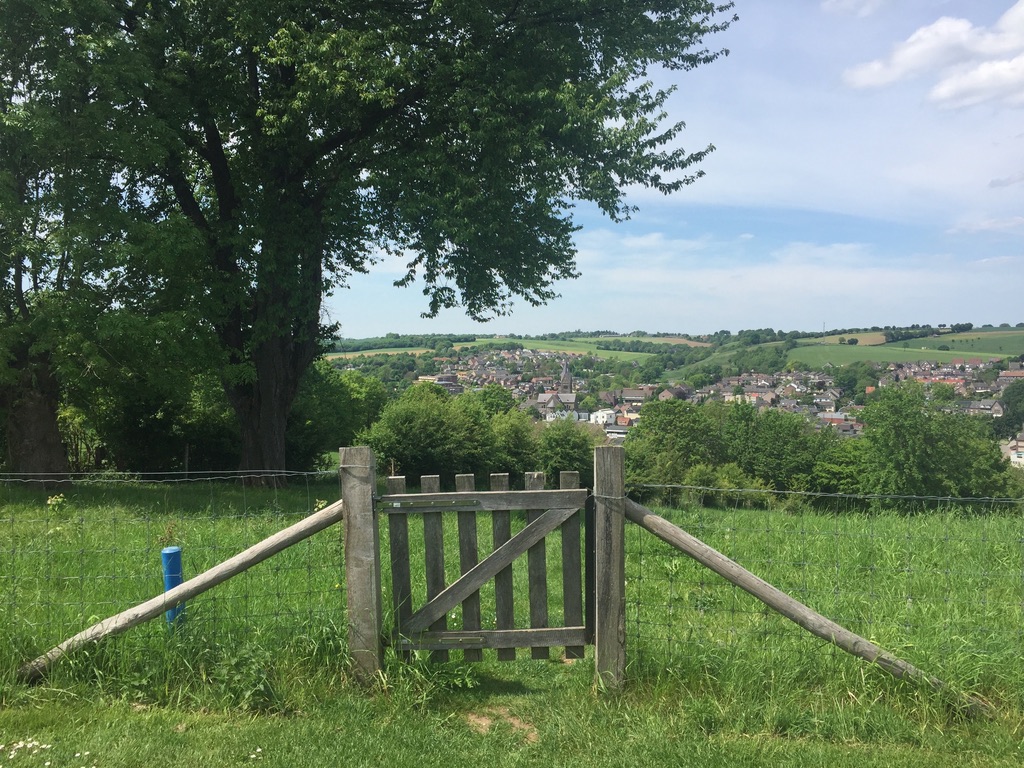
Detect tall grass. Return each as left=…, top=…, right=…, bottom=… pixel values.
left=3, top=477, right=1024, bottom=762
left=1, top=475, right=348, bottom=711
left=625, top=495, right=1024, bottom=715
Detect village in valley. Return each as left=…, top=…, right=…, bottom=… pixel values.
left=334, top=330, right=1024, bottom=469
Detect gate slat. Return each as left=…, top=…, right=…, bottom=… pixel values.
left=489, top=473, right=516, bottom=661
left=525, top=472, right=549, bottom=660
left=560, top=471, right=584, bottom=660
left=420, top=474, right=448, bottom=662
left=387, top=475, right=412, bottom=656
left=456, top=474, right=482, bottom=662
left=396, top=627, right=587, bottom=652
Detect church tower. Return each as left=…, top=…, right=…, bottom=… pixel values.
left=559, top=359, right=573, bottom=394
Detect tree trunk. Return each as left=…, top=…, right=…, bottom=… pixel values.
left=205, top=154, right=327, bottom=484
left=226, top=351, right=295, bottom=484
left=222, top=277, right=322, bottom=485
left=3, top=350, right=69, bottom=485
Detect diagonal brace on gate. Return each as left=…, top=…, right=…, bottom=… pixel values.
left=401, top=506, right=580, bottom=635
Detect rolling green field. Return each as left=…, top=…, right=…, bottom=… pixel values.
left=901, top=330, right=1024, bottom=357
left=326, top=347, right=432, bottom=359
left=3, top=482, right=1023, bottom=766
left=326, top=338, right=656, bottom=362
left=787, top=342, right=1003, bottom=368
left=498, top=337, right=654, bottom=361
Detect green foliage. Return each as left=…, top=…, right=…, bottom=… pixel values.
left=2, top=0, right=734, bottom=472
left=928, top=382, right=957, bottom=404
left=860, top=382, right=1009, bottom=502
left=996, top=380, right=1024, bottom=439
left=286, top=362, right=388, bottom=471
left=625, top=400, right=724, bottom=485
left=490, top=409, right=540, bottom=486
left=626, top=388, right=1015, bottom=509
left=471, top=383, right=517, bottom=417
left=537, top=419, right=597, bottom=489
left=361, top=384, right=496, bottom=483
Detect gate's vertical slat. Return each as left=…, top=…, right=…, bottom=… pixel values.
left=560, top=471, right=584, bottom=659
left=490, top=473, right=516, bottom=661
left=387, top=475, right=412, bottom=654
left=525, top=471, right=549, bottom=659
left=421, top=474, right=448, bottom=662
left=456, top=473, right=482, bottom=662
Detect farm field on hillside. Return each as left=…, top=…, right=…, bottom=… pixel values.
left=627, top=335, right=712, bottom=347
left=517, top=338, right=652, bottom=361
left=817, top=332, right=887, bottom=346
left=787, top=343, right=1001, bottom=368
left=326, top=347, right=432, bottom=359
left=894, top=330, right=1024, bottom=357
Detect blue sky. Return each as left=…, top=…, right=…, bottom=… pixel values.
left=326, top=1, right=1024, bottom=338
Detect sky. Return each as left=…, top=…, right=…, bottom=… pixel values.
left=326, top=1, right=1024, bottom=339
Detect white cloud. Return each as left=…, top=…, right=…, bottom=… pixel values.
left=989, top=169, right=1024, bottom=187
left=929, top=52, right=1024, bottom=107
left=844, top=1, right=1024, bottom=107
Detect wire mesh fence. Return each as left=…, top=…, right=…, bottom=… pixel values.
left=625, top=483, right=1024, bottom=699
left=0, top=471, right=347, bottom=682
left=3, top=469, right=1024, bottom=704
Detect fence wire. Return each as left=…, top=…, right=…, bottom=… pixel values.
left=4, top=471, right=1024, bottom=701
left=1, top=471, right=346, bottom=679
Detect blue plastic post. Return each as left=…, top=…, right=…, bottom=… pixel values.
left=161, top=546, right=185, bottom=629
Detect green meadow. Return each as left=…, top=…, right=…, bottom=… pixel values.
left=501, top=337, right=653, bottom=362
left=904, top=329, right=1024, bottom=357
left=3, top=482, right=1023, bottom=767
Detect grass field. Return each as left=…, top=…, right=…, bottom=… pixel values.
left=627, top=335, right=712, bottom=347
left=787, top=343, right=1004, bottom=368
left=326, top=347, right=432, bottom=359
left=3, top=481, right=1023, bottom=766
left=898, top=330, right=1024, bottom=357
left=817, top=332, right=888, bottom=346
left=516, top=338, right=653, bottom=361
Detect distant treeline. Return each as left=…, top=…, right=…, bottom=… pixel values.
left=332, top=333, right=483, bottom=352
left=333, top=323, right=987, bottom=352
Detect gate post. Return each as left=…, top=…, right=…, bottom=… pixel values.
left=341, top=446, right=382, bottom=684
left=593, top=446, right=626, bottom=690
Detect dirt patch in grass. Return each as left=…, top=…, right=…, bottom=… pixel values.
left=466, top=707, right=539, bottom=744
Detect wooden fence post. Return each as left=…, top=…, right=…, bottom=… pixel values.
left=593, top=446, right=626, bottom=690
left=341, top=446, right=382, bottom=684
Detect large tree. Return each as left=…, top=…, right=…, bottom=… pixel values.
left=4, top=0, right=734, bottom=476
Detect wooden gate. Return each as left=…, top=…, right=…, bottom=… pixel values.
left=341, top=446, right=626, bottom=688
left=381, top=470, right=589, bottom=662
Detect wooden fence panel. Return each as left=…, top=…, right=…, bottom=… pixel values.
left=376, top=468, right=593, bottom=666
